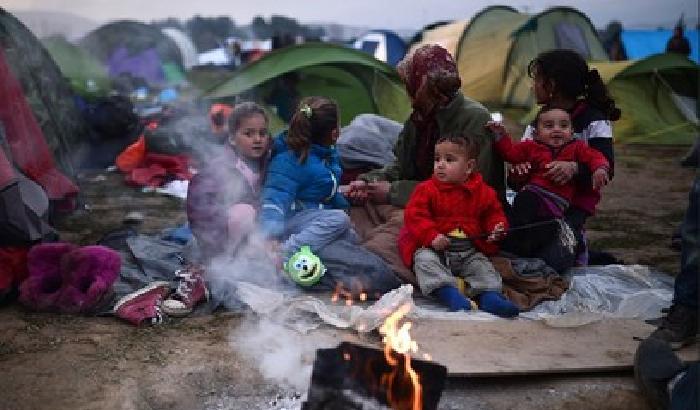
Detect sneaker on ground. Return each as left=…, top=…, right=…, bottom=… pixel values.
left=162, top=265, right=209, bottom=317
left=649, top=303, right=699, bottom=350
left=114, top=281, right=170, bottom=326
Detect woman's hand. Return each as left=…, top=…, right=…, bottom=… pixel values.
left=366, top=181, right=391, bottom=204
left=544, top=161, right=578, bottom=185
left=487, top=222, right=506, bottom=242
left=592, top=168, right=610, bottom=190
left=431, top=234, right=450, bottom=251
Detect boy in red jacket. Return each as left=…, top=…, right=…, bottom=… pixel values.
left=399, top=136, right=519, bottom=317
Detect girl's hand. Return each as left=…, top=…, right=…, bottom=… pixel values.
left=592, top=168, right=610, bottom=190
left=485, top=121, right=509, bottom=140
left=544, top=161, right=578, bottom=185
left=487, top=222, right=506, bottom=242
left=431, top=234, right=450, bottom=251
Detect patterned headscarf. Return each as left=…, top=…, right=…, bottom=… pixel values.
left=398, top=44, right=461, bottom=98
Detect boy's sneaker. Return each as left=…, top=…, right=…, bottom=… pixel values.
left=649, top=303, right=698, bottom=349
left=634, top=337, right=686, bottom=410
left=114, top=281, right=170, bottom=326
left=162, top=265, right=209, bottom=317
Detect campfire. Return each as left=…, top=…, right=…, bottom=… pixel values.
left=303, top=302, right=447, bottom=409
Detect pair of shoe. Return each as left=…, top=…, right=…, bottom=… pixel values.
left=113, top=266, right=209, bottom=326
left=649, top=303, right=698, bottom=349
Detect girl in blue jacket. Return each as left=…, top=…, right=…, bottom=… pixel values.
left=260, top=96, right=357, bottom=278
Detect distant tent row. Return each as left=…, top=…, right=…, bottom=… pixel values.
left=205, top=43, right=412, bottom=126
left=622, top=29, right=700, bottom=63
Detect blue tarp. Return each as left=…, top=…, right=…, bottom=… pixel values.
left=622, top=29, right=699, bottom=63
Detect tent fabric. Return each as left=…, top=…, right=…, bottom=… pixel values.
left=0, top=8, right=90, bottom=184
left=41, top=36, right=110, bottom=97
left=622, top=29, right=700, bottom=63
left=80, top=20, right=184, bottom=84
left=590, top=53, right=699, bottom=145
left=107, top=46, right=166, bottom=85
left=336, top=113, right=402, bottom=170
left=0, top=46, right=78, bottom=201
left=161, top=27, right=197, bottom=69
left=412, top=6, right=608, bottom=107
left=205, top=43, right=412, bottom=126
left=353, top=30, right=408, bottom=67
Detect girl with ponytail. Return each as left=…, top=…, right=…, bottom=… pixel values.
left=515, top=49, right=621, bottom=266
left=259, top=96, right=356, bottom=282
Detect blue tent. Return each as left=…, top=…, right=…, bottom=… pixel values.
left=622, top=29, right=699, bottom=63
left=353, top=30, right=407, bottom=67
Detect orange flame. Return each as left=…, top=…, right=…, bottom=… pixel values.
left=378, top=303, right=422, bottom=410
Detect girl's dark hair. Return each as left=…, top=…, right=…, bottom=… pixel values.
left=436, top=134, right=480, bottom=160
left=528, top=49, right=621, bottom=121
left=287, top=96, right=339, bottom=162
left=228, top=101, right=268, bottom=134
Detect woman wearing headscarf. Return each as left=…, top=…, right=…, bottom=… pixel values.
left=348, top=44, right=504, bottom=282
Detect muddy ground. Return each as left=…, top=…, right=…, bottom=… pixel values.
left=0, top=144, right=695, bottom=410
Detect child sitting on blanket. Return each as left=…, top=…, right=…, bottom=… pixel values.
left=399, top=135, right=519, bottom=317
left=260, top=96, right=358, bottom=285
left=486, top=106, right=610, bottom=261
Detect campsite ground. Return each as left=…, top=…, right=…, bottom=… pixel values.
left=0, top=144, right=695, bottom=410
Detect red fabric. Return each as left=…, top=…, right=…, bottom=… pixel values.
left=399, top=173, right=507, bottom=268
left=495, top=138, right=609, bottom=203
left=116, top=135, right=147, bottom=172
left=209, top=103, right=234, bottom=133
left=124, top=153, right=192, bottom=187
left=403, top=44, right=460, bottom=98
left=0, top=247, right=29, bottom=290
left=0, top=48, right=78, bottom=202
left=0, top=148, right=14, bottom=189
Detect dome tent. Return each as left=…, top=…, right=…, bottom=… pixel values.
left=205, top=43, right=411, bottom=126
left=42, top=36, right=111, bottom=97
left=410, top=6, right=608, bottom=107
left=0, top=8, right=90, bottom=183
left=353, top=30, right=408, bottom=67
left=80, top=20, right=185, bottom=86
left=161, top=27, right=197, bottom=70
left=590, top=53, right=699, bottom=144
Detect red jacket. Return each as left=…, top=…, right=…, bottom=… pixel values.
left=495, top=137, right=609, bottom=203
left=399, top=173, right=507, bottom=268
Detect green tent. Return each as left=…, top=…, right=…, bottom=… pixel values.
left=205, top=43, right=411, bottom=126
left=42, top=36, right=110, bottom=97
left=413, top=6, right=608, bottom=107
left=591, top=54, right=699, bottom=144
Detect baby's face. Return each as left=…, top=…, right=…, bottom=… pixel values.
left=536, top=108, right=573, bottom=148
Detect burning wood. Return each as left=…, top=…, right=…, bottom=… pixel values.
left=303, top=304, right=447, bottom=410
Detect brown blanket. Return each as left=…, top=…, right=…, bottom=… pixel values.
left=349, top=204, right=569, bottom=310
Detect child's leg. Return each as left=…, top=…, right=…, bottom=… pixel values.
left=414, top=248, right=471, bottom=311
left=457, top=249, right=519, bottom=317
left=281, top=209, right=353, bottom=258
left=227, top=204, right=256, bottom=250
left=502, top=190, right=559, bottom=257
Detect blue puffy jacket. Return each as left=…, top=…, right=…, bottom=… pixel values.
left=260, top=132, right=349, bottom=237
